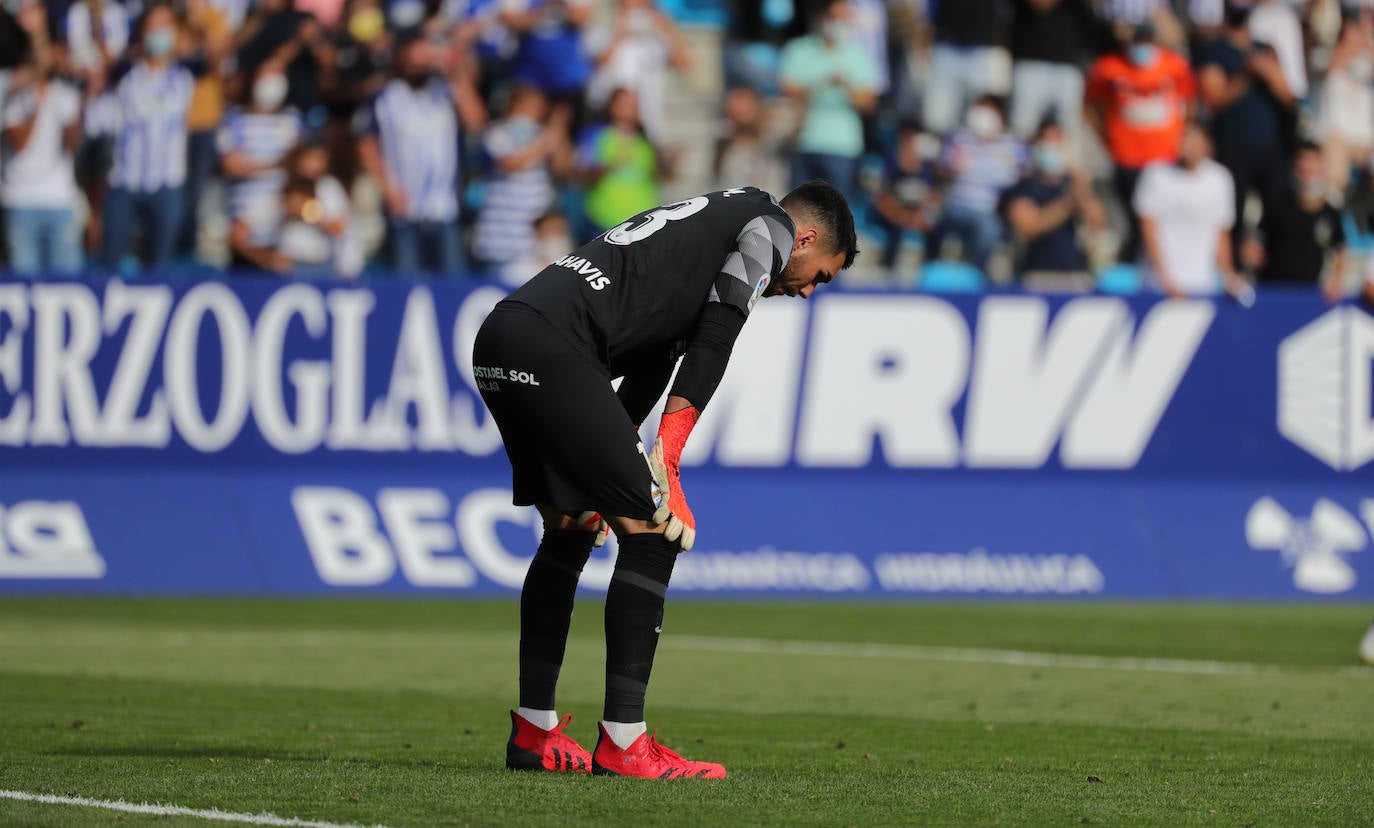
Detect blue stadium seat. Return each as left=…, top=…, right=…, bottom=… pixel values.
left=657, top=0, right=727, bottom=26
left=919, top=261, right=987, bottom=293
left=1341, top=211, right=1373, bottom=253
left=1096, top=263, right=1141, bottom=295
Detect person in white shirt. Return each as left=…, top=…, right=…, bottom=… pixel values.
left=276, top=140, right=362, bottom=278
left=63, top=0, right=130, bottom=77
left=1, top=70, right=84, bottom=274
left=1134, top=122, right=1247, bottom=298
left=583, top=0, right=691, bottom=144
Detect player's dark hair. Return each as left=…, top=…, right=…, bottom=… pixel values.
left=780, top=180, right=859, bottom=270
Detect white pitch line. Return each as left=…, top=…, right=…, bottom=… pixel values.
left=663, top=635, right=1374, bottom=678
left=0, top=790, right=390, bottom=828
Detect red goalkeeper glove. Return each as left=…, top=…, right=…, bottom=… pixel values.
left=648, top=406, right=698, bottom=551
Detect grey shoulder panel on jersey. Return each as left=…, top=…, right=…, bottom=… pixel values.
left=708, top=212, right=796, bottom=316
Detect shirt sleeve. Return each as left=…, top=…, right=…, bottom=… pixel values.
left=707, top=210, right=796, bottom=318
left=1, top=87, right=36, bottom=129
left=1215, top=166, right=1235, bottom=230
left=216, top=110, right=240, bottom=155
left=352, top=94, right=380, bottom=138
left=1132, top=164, right=1165, bottom=219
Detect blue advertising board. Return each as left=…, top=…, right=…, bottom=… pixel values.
left=0, top=278, right=1369, bottom=598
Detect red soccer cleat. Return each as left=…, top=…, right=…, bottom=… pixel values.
left=505, top=711, right=592, bottom=773
left=591, top=723, right=727, bottom=779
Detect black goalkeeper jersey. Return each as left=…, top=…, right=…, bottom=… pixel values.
left=502, top=187, right=796, bottom=376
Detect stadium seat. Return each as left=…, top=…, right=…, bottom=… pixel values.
left=919, top=261, right=987, bottom=293
left=656, top=0, right=728, bottom=26
left=1096, top=263, right=1141, bottom=295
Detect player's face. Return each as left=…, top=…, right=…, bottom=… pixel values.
left=768, top=240, right=845, bottom=300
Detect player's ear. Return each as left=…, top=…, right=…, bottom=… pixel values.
left=795, top=225, right=818, bottom=251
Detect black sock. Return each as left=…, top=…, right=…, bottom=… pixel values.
left=603, top=533, right=678, bottom=723
left=518, top=529, right=594, bottom=711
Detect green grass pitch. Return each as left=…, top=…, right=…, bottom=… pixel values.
left=0, top=599, right=1371, bottom=826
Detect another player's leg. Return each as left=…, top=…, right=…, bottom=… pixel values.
left=1360, top=616, right=1374, bottom=667
left=592, top=516, right=726, bottom=779
left=506, top=508, right=597, bottom=773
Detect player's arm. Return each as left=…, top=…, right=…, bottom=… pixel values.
left=616, top=349, right=678, bottom=428
left=649, top=210, right=794, bottom=550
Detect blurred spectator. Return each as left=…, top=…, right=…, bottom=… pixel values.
left=234, top=0, right=338, bottom=117
left=219, top=61, right=304, bottom=272
left=778, top=0, right=879, bottom=201
left=1008, top=0, right=1096, bottom=151
left=277, top=140, right=363, bottom=276
left=1095, top=0, right=1185, bottom=51
left=1085, top=21, right=1195, bottom=260
left=355, top=32, right=486, bottom=274
left=93, top=3, right=195, bottom=270
left=578, top=87, right=668, bottom=233
left=928, top=96, right=1025, bottom=270
left=1004, top=120, right=1106, bottom=291
left=328, top=0, right=391, bottom=119
left=1316, top=12, right=1373, bottom=201
left=2, top=30, right=84, bottom=274
left=178, top=0, right=232, bottom=261
left=711, top=85, right=785, bottom=196
left=721, top=0, right=806, bottom=96
left=499, top=0, right=593, bottom=122
left=64, top=0, right=131, bottom=77
left=584, top=0, right=691, bottom=143
left=1196, top=2, right=1295, bottom=262
left=922, top=0, right=1012, bottom=135
left=472, top=85, right=569, bottom=280
left=1246, top=142, right=1347, bottom=302
left=1133, top=122, right=1243, bottom=297
left=847, top=0, right=889, bottom=98
left=497, top=208, right=572, bottom=286
left=1247, top=0, right=1306, bottom=99
left=872, top=118, right=940, bottom=269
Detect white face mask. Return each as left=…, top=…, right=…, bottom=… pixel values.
left=820, top=19, right=850, bottom=43
left=966, top=106, right=1001, bottom=139
left=253, top=75, right=289, bottom=110
left=537, top=236, right=572, bottom=264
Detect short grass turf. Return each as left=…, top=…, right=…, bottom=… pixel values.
left=0, top=600, right=1371, bottom=827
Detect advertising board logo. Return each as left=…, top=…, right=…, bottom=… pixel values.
left=0, top=500, right=104, bottom=579
left=1278, top=306, right=1374, bottom=471
left=1245, top=497, right=1369, bottom=594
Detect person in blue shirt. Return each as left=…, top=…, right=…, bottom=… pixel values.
left=499, top=0, right=593, bottom=126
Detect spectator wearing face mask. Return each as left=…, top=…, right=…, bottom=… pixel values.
left=872, top=119, right=941, bottom=270
left=496, top=209, right=572, bottom=287
left=1246, top=142, right=1347, bottom=302
left=354, top=32, right=486, bottom=275
left=2, top=47, right=85, bottom=274
left=922, top=0, right=1013, bottom=135
left=1003, top=120, right=1106, bottom=292
left=473, top=85, right=570, bottom=281
left=234, top=0, right=338, bottom=118
left=577, top=87, right=669, bottom=234
left=1133, top=122, right=1247, bottom=299
left=219, top=61, right=303, bottom=273
left=778, top=0, right=879, bottom=201
left=92, top=3, right=195, bottom=270
left=1085, top=21, right=1195, bottom=261
left=928, top=96, right=1025, bottom=271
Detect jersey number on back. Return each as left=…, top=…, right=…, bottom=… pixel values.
left=604, top=197, right=710, bottom=246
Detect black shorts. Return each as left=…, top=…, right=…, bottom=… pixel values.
left=472, top=304, right=658, bottom=520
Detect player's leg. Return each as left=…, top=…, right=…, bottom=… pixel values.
left=474, top=307, right=601, bottom=772
left=505, top=506, right=599, bottom=773
left=589, top=514, right=725, bottom=778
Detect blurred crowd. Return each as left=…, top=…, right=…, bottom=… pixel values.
left=0, top=0, right=1373, bottom=300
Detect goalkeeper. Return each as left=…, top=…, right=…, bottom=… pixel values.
left=472, top=182, right=856, bottom=779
